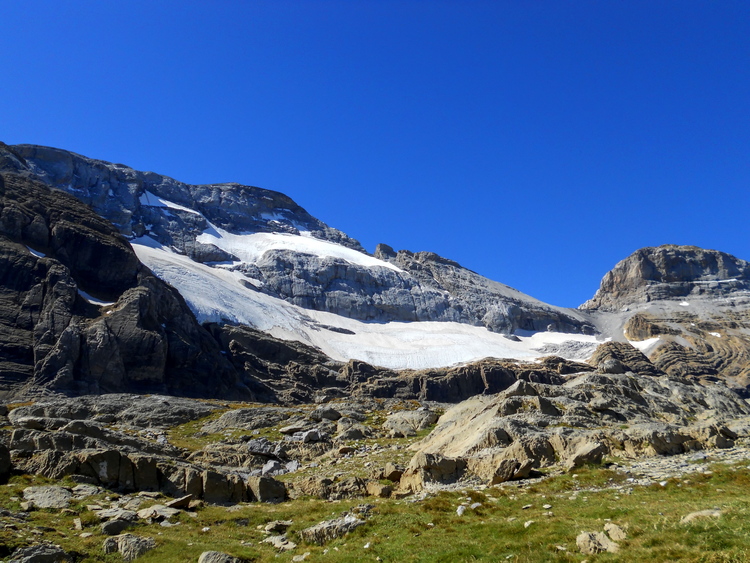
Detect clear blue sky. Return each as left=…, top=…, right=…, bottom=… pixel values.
left=3, top=1, right=749, bottom=307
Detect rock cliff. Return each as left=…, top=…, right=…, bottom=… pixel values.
left=0, top=173, right=248, bottom=399
left=0, top=143, right=595, bottom=337
left=581, top=245, right=750, bottom=312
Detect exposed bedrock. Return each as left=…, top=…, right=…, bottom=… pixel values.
left=1, top=143, right=596, bottom=336
left=582, top=244, right=750, bottom=311
left=0, top=173, right=249, bottom=400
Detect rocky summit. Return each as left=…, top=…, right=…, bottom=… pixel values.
left=1, top=142, right=750, bottom=561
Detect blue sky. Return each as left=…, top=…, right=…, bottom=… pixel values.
left=4, top=1, right=749, bottom=307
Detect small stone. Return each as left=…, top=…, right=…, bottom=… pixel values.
left=470, top=502, right=482, bottom=510
left=524, top=520, right=534, bottom=528
left=292, top=553, right=311, bottom=562
left=522, top=504, right=532, bottom=510
left=542, top=504, right=552, bottom=509
left=456, top=505, right=467, bottom=516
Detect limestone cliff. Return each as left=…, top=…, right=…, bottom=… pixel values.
left=581, top=245, right=750, bottom=312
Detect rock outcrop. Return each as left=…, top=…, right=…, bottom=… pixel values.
left=407, top=351, right=750, bottom=484
left=0, top=143, right=596, bottom=337
left=581, top=245, right=750, bottom=312
left=0, top=173, right=249, bottom=400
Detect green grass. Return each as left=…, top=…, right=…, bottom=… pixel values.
left=3, top=461, right=750, bottom=561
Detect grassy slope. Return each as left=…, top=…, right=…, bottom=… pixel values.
left=2, top=461, right=750, bottom=562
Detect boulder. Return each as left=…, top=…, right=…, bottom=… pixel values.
left=101, top=518, right=133, bottom=535
left=247, top=476, right=287, bottom=503
left=310, top=406, right=341, bottom=421
left=198, top=552, right=243, bottom=563
left=576, top=531, right=619, bottom=554
left=564, top=441, right=607, bottom=471
left=102, top=534, right=156, bottom=561
left=22, top=486, right=72, bottom=509
left=298, top=513, right=366, bottom=545
left=399, top=452, right=465, bottom=492
left=261, top=535, right=296, bottom=551
left=8, top=543, right=72, bottom=562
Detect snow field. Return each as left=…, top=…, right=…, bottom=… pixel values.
left=132, top=242, right=604, bottom=370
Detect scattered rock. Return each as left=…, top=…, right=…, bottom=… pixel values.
left=136, top=504, right=181, bottom=521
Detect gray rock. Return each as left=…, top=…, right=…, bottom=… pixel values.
left=198, top=552, right=243, bottom=563
left=582, top=245, right=750, bottom=312
left=564, top=441, right=607, bottom=471
left=102, top=534, right=157, bottom=561
left=384, top=409, right=438, bottom=438
left=298, top=513, right=366, bottom=545
left=136, top=504, right=181, bottom=521
left=310, top=406, right=341, bottom=421
left=247, top=476, right=287, bottom=503
left=8, top=543, right=72, bottom=562
left=96, top=508, right=138, bottom=522
left=22, top=486, right=72, bottom=509
left=262, top=460, right=284, bottom=476
left=101, top=518, right=133, bottom=535
left=576, top=531, right=619, bottom=554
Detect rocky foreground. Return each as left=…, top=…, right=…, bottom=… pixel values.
left=3, top=344, right=750, bottom=561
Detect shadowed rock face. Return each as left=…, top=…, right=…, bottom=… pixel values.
left=581, top=245, right=750, bottom=311
left=0, top=173, right=249, bottom=400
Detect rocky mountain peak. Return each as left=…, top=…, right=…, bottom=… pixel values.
left=581, top=244, right=750, bottom=311
left=0, top=143, right=365, bottom=260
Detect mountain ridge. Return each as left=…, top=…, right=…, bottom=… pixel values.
left=2, top=142, right=750, bottom=398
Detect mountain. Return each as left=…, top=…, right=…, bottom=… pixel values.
left=2, top=142, right=750, bottom=399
